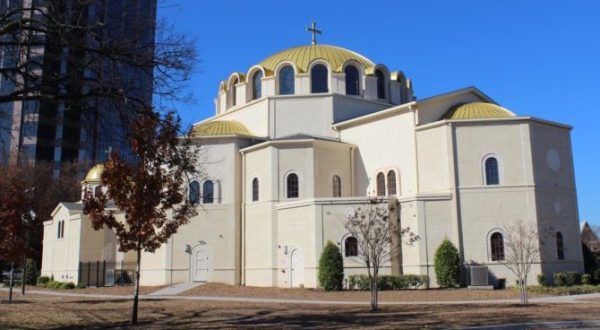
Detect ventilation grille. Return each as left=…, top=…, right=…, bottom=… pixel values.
left=469, top=266, right=489, bottom=286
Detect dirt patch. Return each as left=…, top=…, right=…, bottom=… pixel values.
left=0, top=292, right=598, bottom=329
left=18, top=284, right=166, bottom=296
left=181, top=283, right=547, bottom=302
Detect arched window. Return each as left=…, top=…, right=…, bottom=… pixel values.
left=344, top=236, right=358, bottom=257
left=387, top=170, right=397, bottom=196
left=203, top=180, right=214, bottom=204
left=189, top=181, right=200, bottom=204
left=252, top=178, right=259, bottom=202
left=231, top=77, right=238, bottom=106
left=286, top=173, right=299, bottom=198
left=332, top=175, right=341, bottom=198
left=252, top=71, right=262, bottom=100
left=278, top=65, right=295, bottom=95
left=310, top=64, right=328, bottom=93
left=345, top=65, right=360, bottom=96
left=376, top=172, right=386, bottom=196
left=490, top=232, right=505, bottom=261
left=375, top=69, right=386, bottom=99
left=556, top=232, right=565, bottom=260
left=94, top=185, right=103, bottom=198
left=485, top=157, right=499, bottom=185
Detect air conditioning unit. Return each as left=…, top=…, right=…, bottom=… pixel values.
left=469, top=266, right=489, bottom=286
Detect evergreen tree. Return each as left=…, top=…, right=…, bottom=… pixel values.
left=318, top=241, right=344, bottom=291
left=434, top=239, right=460, bottom=288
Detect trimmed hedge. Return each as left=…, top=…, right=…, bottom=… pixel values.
left=37, top=276, right=50, bottom=286
left=434, top=239, right=460, bottom=288
left=537, top=273, right=546, bottom=286
left=554, top=272, right=567, bottom=286
left=582, top=274, right=592, bottom=285
left=566, top=272, right=581, bottom=286
left=39, top=280, right=76, bottom=289
left=348, top=274, right=429, bottom=290
left=527, top=284, right=600, bottom=296
left=317, top=241, right=344, bottom=291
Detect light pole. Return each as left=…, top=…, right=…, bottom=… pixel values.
left=21, top=188, right=35, bottom=295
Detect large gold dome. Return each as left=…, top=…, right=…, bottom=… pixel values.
left=258, top=44, right=375, bottom=74
left=443, top=102, right=515, bottom=120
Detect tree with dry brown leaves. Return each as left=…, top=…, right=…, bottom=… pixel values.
left=83, top=111, right=197, bottom=325
left=0, top=165, right=34, bottom=302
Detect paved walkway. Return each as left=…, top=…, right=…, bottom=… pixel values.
left=148, top=282, right=203, bottom=296
left=2, top=287, right=600, bottom=306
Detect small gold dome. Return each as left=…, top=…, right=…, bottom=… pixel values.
left=259, top=44, right=375, bottom=75
left=189, top=120, right=253, bottom=137
left=84, top=164, right=104, bottom=183
left=443, top=102, right=515, bottom=120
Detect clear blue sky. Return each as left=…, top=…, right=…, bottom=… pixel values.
left=159, top=0, right=600, bottom=226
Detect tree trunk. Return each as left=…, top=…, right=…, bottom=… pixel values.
left=131, top=247, right=142, bottom=325
left=21, top=255, right=26, bottom=295
left=370, top=273, right=379, bottom=312
left=8, top=262, right=14, bottom=302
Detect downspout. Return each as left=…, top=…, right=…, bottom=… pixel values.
left=241, top=151, right=246, bottom=285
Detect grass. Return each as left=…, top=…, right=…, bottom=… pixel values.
left=1, top=291, right=600, bottom=329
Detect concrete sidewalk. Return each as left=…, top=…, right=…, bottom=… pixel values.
left=148, top=282, right=204, bottom=296
left=2, top=287, right=600, bottom=306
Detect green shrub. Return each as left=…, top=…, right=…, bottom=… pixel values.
left=348, top=275, right=371, bottom=290
left=317, top=241, right=344, bottom=291
left=527, top=284, right=600, bottom=296
left=434, top=239, right=460, bottom=288
left=582, top=274, right=592, bottom=285
left=565, top=272, right=581, bottom=286
left=58, top=282, right=69, bottom=289
left=65, top=282, right=76, bottom=289
left=76, top=282, right=86, bottom=289
left=348, top=274, right=429, bottom=290
left=37, top=276, right=50, bottom=286
left=537, top=273, right=546, bottom=286
left=554, top=272, right=567, bottom=286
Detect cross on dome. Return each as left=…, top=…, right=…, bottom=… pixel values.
left=306, top=21, right=322, bottom=45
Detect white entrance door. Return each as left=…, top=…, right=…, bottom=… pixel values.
left=290, top=249, right=305, bottom=288
left=193, top=247, right=208, bottom=282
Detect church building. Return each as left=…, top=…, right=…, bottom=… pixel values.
left=41, top=32, right=584, bottom=288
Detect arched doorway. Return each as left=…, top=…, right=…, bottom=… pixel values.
left=290, top=248, right=304, bottom=288
left=192, top=245, right=209, bottom=282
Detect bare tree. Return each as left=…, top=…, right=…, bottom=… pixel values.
left=0, top=0, right=196, bottom=161
left=501, top=221, right=541, bottom=305
left=345, top=198, right=418, bottom=311
left=83, top=111, right=197, bottom=325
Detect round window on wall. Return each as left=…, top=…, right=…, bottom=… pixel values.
left=546, top=148, right=561, bottom=172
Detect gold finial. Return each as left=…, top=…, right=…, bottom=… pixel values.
left=306, top=21, right=322, bottom=45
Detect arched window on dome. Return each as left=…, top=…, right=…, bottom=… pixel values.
left=387, top=170, right=397, bottom=196
left=230, top=77, right=238, bottom=107
left=252, top=178, right=259, bottom=202
left=94, top=185, right=103, bottom=198
left=278, top=65, right=295, bottom=95
left=485, top=157, right=500, bottom=185
left=189, top=181, right=200, bottom=205
left=375, top=69, right=386, bottom=99
left=251, top=71, right=262, bottom=100
left=556, top=232, right=565, bottom=260
left=332, top=175, right=341, bottom=198
left=203, top=180, right=214, bottom=204
left=311, top=64, right=328, bottom=93
left=376, top=172, right=386, bottom=196
left=286, top=173, right=299, bottom=198
left=345, top=65, right=360, bottom=96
